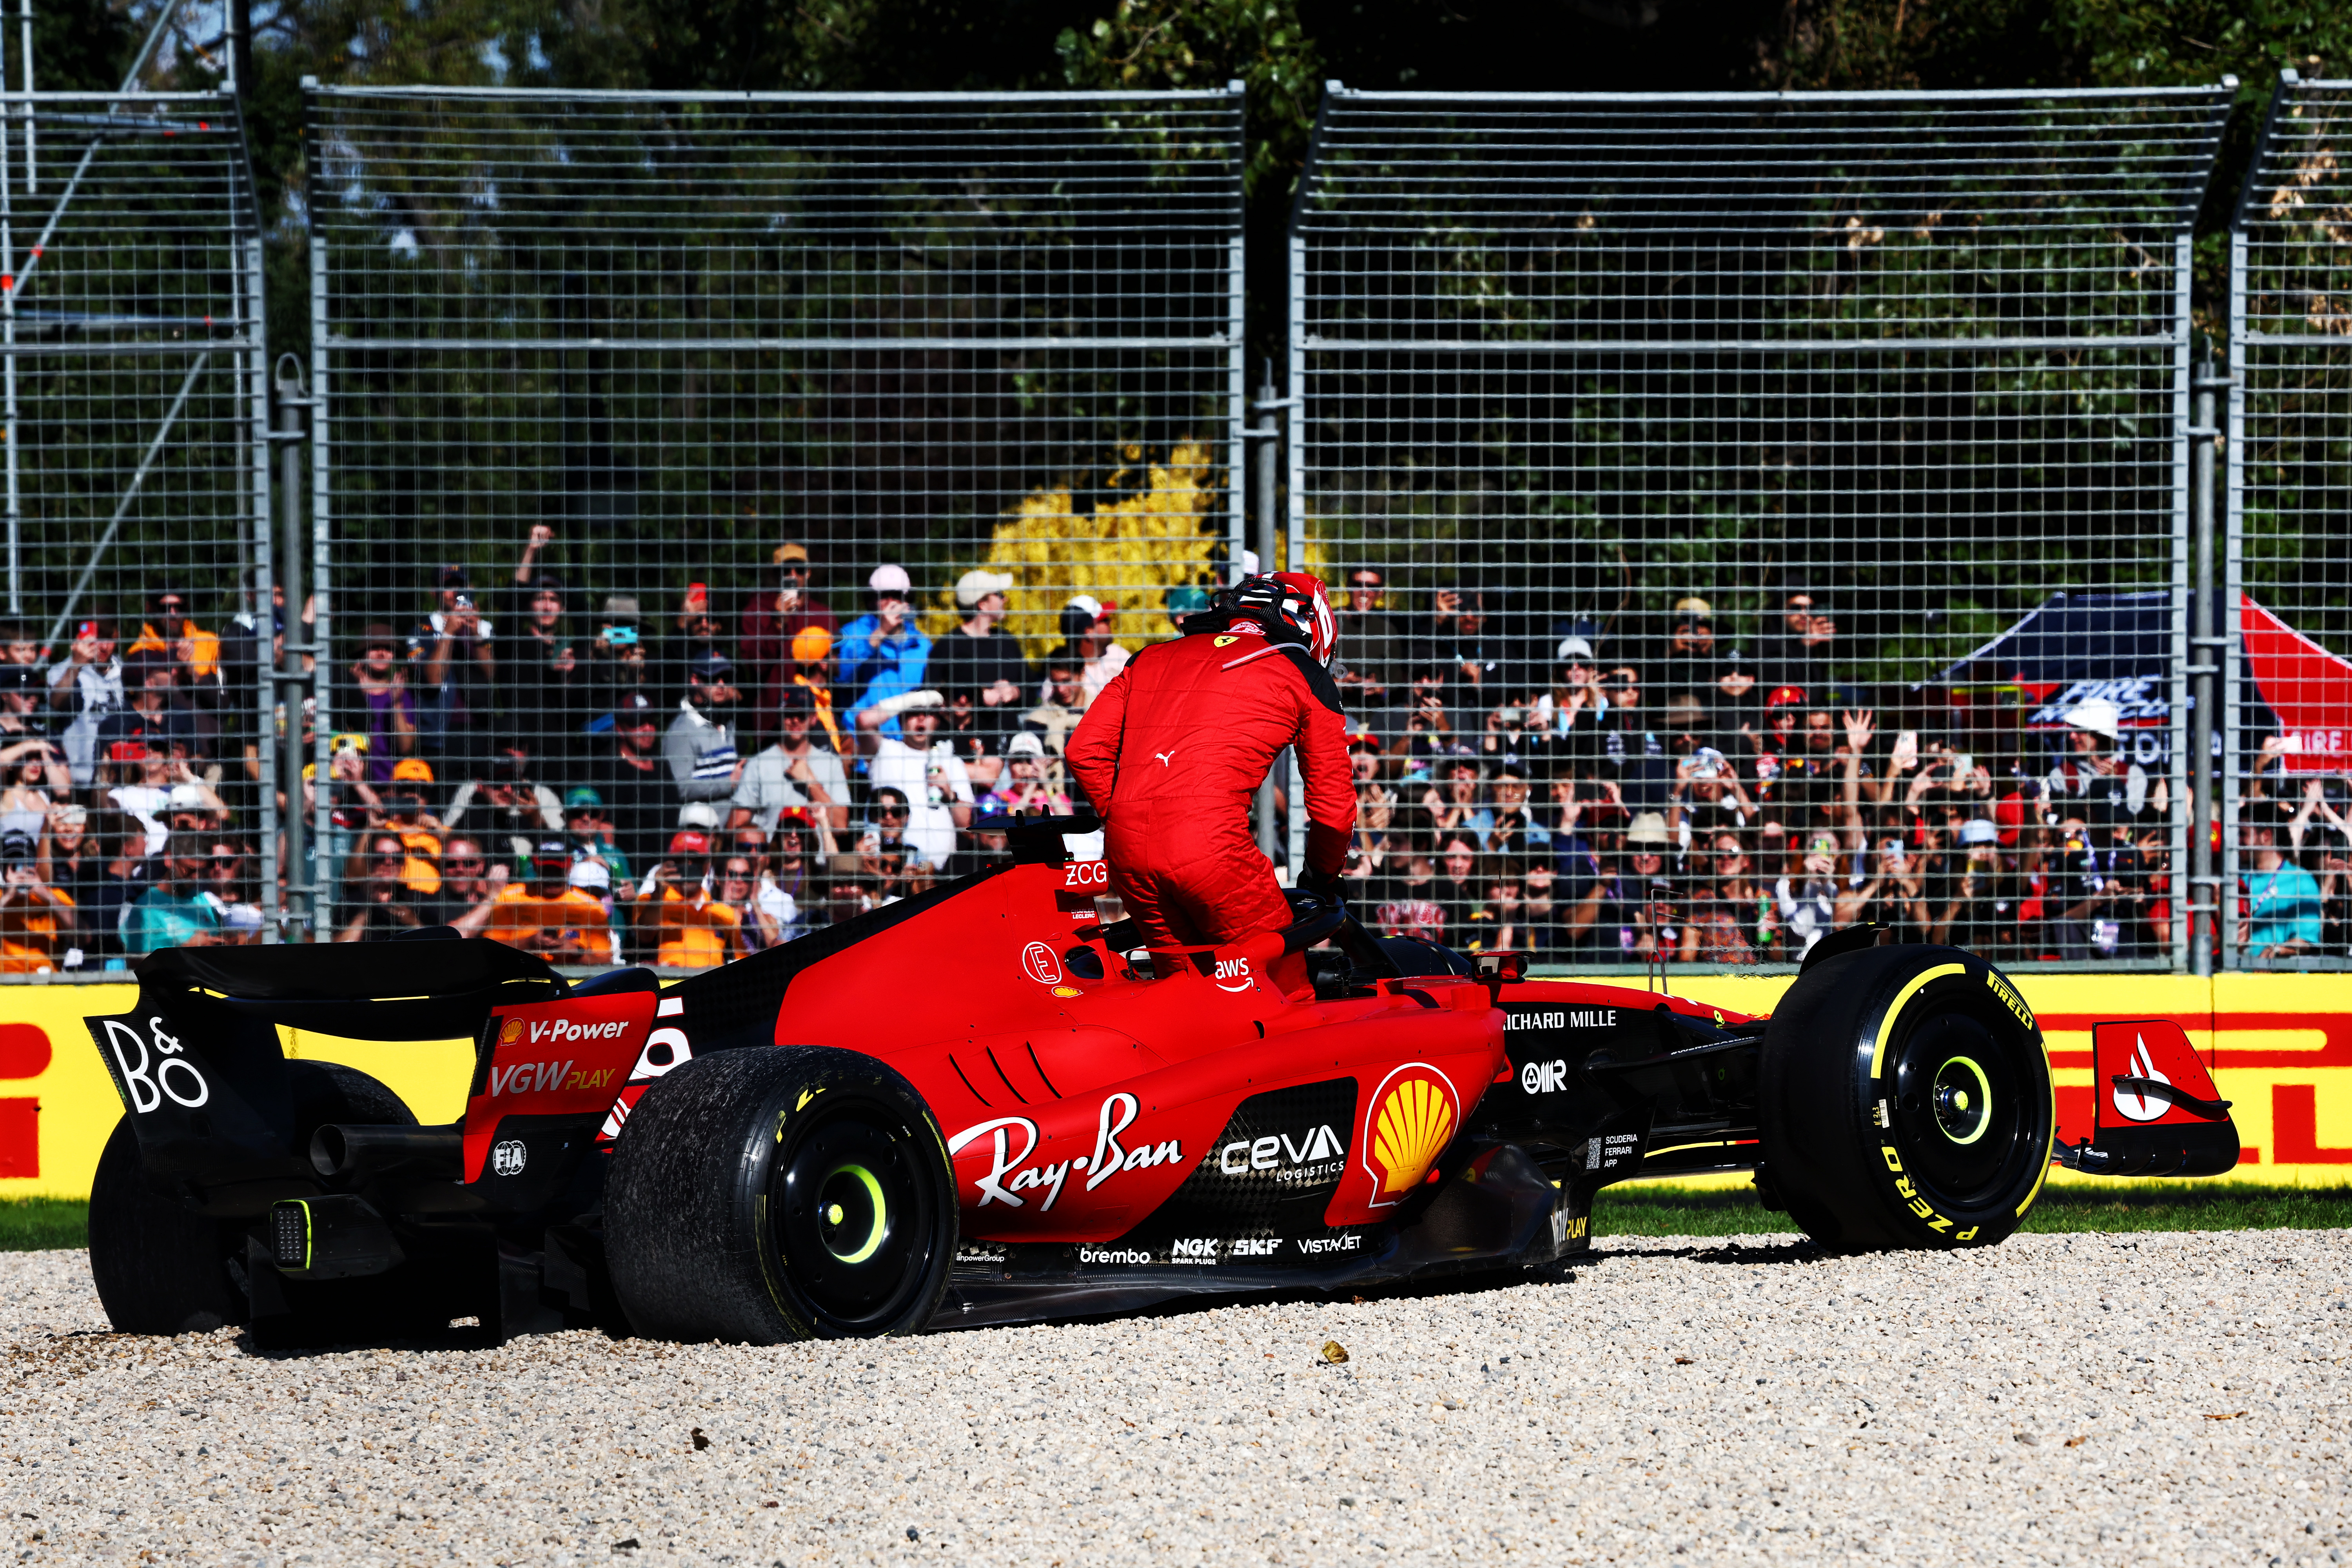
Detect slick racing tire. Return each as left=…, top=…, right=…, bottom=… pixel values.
left=91, top=1060, right=419, bottom=1336
left=1760, top=944, right=2053, bottom=1251
left=605, top=1047, right=957, bottom=1344
left=88, top=1116, right=248, bottom=1335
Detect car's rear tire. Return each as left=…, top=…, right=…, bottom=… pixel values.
left=605, top=1047, right=957, bottom=1344
left=88, top=1117, right=247, bottom=1334
left=91, top=1060, right=421, bottom=1336
left=1760, top=944, right=2053, bottom=1251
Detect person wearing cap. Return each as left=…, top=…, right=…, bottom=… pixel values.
left=838, top=565, right=933, bottom=735
left=581, top=691, right=672, bottom=876
left=854, top=695, right=973, bottom=871
left=1052, top=594, right=1128, bottom=708
left=505, top=525, right=579, bottom=754
left=784, top=625, right=846, bottom=755
left=2045, top=693, right=2165, bottom=829
left=1931, top=817, right=2023, bottom=960
left=729, top=685, right=848, bottom=850
left=558, top=788, right=633, bottom=887
left=664, top=649, right=745, bottom=824
left=928, top=569, right=1031, bottom=745
left=1622, top=811, right=1682, bottom=962
left=1711, top=648, right=1762, bottom=749
left=740, top=543, right=840, bottom=739
left=125, top=829, right=223, bottom=953
left=1468, top=760, right=1552, bottom=858
left=458, top=837, right=614, bottom=962
left=408, top=564, right=497, bottom=771
left=584, top=595, right=648, bottom=723
left=630, top=827, right=742, bottom=968
left=48, top=615, right=122, bottom=788
left=445, top=746, right=563, bottom=857
left=1655, top=597, right=1715, bottom=699
left=350, top=623, right=419, bottom=782
left=1759, top=583, right=1839, bottom=699
left=0, top=663, right=48, bottom=747
left=978, top=730, right=1071, bottom=819
left=0, top=826, right=74, bottom=972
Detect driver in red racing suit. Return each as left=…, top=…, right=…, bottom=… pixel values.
left=1067, top=573, right=1356, bottom=971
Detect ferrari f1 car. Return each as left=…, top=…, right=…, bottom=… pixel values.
left=83, top=816, right=2240, bottom=1345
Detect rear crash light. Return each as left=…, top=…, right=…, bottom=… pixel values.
left=265, top=1196, right=406, bottom=1281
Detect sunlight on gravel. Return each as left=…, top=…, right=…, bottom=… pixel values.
left=0, top=1230, right=2346, bottom=1564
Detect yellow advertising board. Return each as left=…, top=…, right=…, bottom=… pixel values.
left=4, top=972, right=2348, bottom=1201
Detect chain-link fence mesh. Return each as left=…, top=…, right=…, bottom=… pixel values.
left=1292, top=86, right=2231, bottom=971
left=0, top=89, right=270, bottom=973
left=2228, top=73, right=2352, bottom=971
left=307, top=86, right=1242, bottom=965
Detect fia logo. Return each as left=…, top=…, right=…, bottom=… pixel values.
left=491, top=1140, right=528, bottom=1176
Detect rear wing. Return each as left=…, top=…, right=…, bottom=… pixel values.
left=84, top=933, right=566, bottom=1191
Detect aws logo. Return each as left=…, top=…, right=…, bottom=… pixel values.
left=1213, top=956, right=1254, bottom=993
left=1361, top=1063, right=1459, bottom=1208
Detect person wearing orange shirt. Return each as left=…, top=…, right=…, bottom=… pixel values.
left=460, top=837, right=615, bottom=963
left=630, top=827, right=743, bottom=970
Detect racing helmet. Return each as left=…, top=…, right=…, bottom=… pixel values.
left=1211, top=572, right=1338, bottom=665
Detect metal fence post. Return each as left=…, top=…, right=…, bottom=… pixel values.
left=2187, top=338, right=2222, bottom=977
left=272, top=356, right=314, bottom=940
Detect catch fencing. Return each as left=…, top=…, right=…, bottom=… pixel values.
left=1290, top=85, right=2233, bottom=970
left=2229, top=72, right=2352, bottom=971
left=304, top=86, right=1243, bottom=957
left=0, top=89, right=272, bottom=970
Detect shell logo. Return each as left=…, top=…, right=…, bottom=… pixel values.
left=497, top=1017, right=523, bottom=1045
left=1361, top=1063, right=1459, bottom=1207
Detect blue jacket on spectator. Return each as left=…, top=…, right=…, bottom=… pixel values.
left=838, top=614, right=932, bottom=735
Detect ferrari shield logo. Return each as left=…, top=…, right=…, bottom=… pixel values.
left=1214, top=635, right=1238, bottom=647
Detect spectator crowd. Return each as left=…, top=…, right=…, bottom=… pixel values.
left=1, top=536, right=2336, bottom=973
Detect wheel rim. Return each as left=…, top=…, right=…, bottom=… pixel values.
left=1931, top=1055, right=1994, bottom=1146
left=819, top=1163, right=889, bottom=1265
left=1888, top=1007, right=2032, bottom=1206
left=770, top=1100, right=938, bottom=1332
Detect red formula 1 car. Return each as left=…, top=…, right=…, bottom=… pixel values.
left=83, top=816, right=2239, bottom=1345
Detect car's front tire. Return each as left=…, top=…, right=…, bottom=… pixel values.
left=605, top=1047, right=957, bottom=1343
left=1760, top=944, right=2053, bottom=1250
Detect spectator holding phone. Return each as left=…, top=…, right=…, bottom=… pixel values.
left=840, top=565, right=932, bottom=735
left=505, top=526, right=579, bottom=753
left=0, top=828, right=76, bottom=972
left=740, top=543, right=840, bottom=741
left=729, top=687, right=847, bottom=852
left=460, top=837, right=614, bottom=962
left=929, top=570, right=1030, bottom=748
left=49, top=616, right=123, bottom=787
left=856, top=700, right=973, bottom=870
left=630, top=827, right=741, bottom=969
left=980, top=731, right=1070, bottom=818
left=410, top=565, right=496, bottom=773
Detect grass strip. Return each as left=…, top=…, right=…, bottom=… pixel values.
left=0, top=1198, right=87, bottom=1252
left=1596, top=1183, right=2352, bottom=1238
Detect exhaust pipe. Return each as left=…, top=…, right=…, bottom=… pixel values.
left=310, top=1123, right=463, bottom=1182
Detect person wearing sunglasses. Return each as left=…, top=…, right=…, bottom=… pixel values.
left=461, top=836, right=613, bottom=963
left=331, top=831, right=434, bottom=943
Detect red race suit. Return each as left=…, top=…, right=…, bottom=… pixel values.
left=1066, top=622, right=1356, bottom=956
